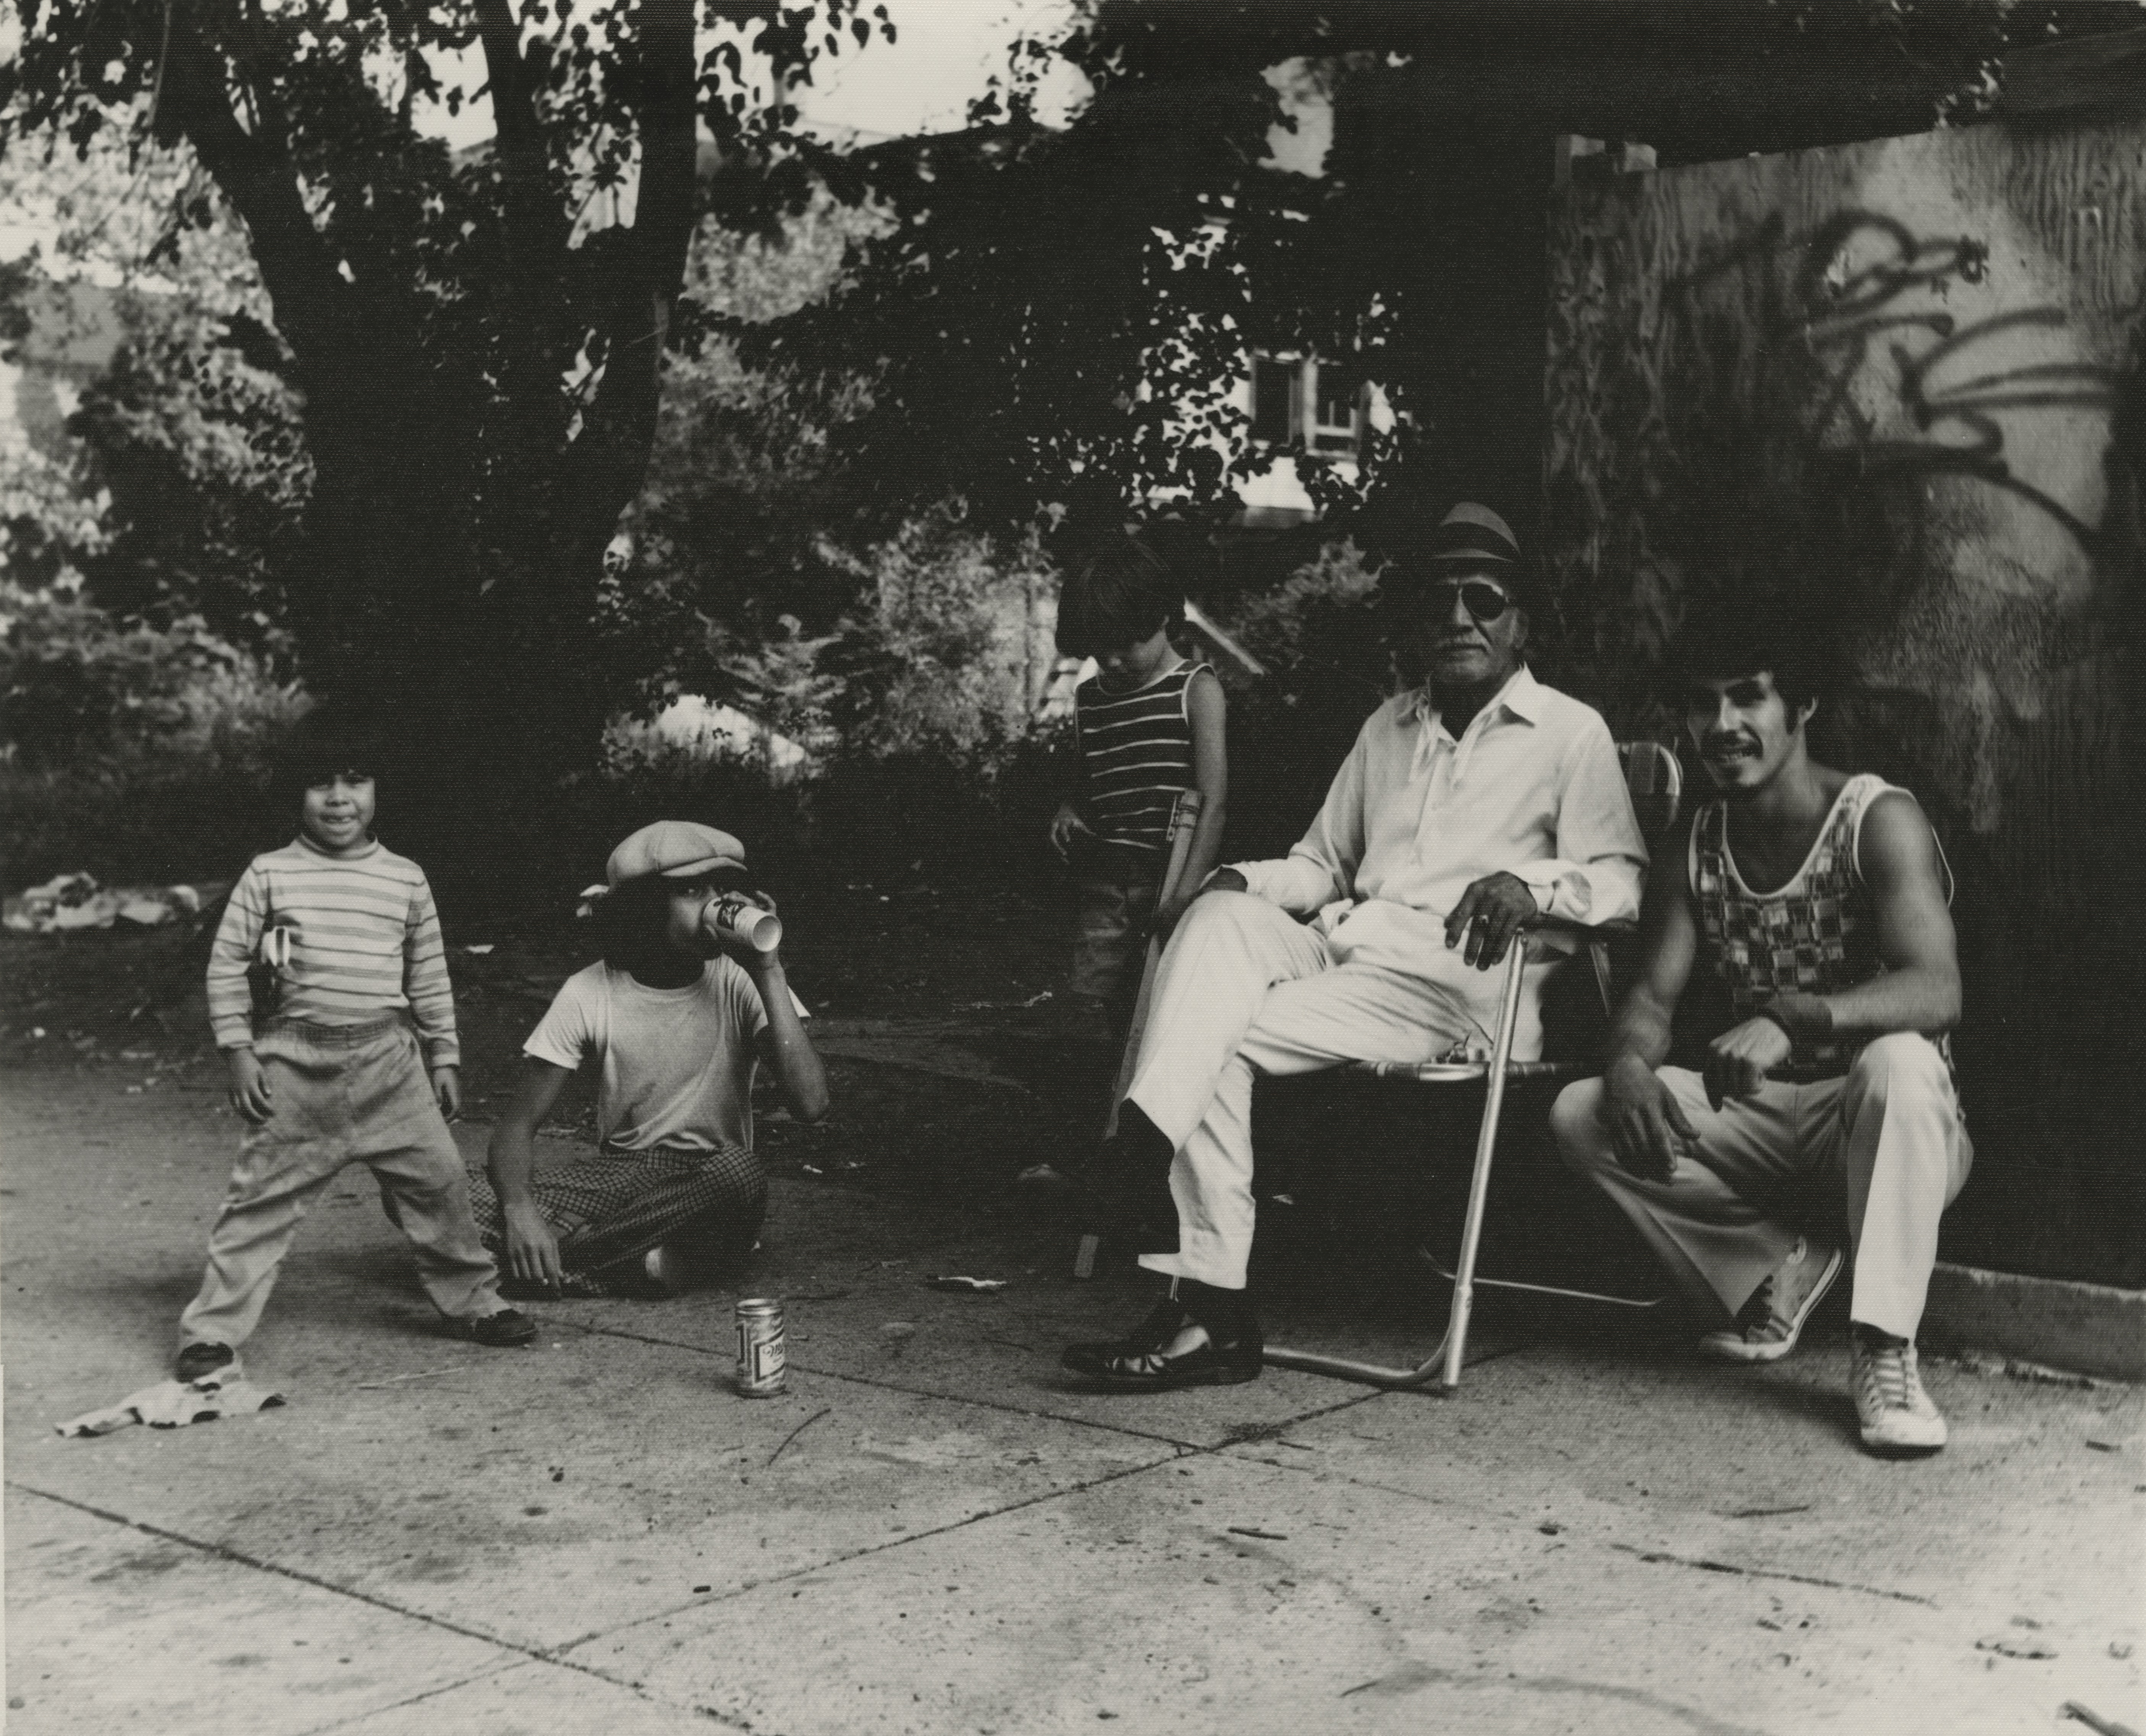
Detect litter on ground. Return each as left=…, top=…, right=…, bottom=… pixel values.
left=5, top=873, right=224, bottom=935
left=58, top=1364, right=285, bottom=1437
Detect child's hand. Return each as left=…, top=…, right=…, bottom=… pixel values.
left=502, top=1200, right=564, bottom=1295
left=432, top=1065, right=462, bottom=1121
left=225, top=1048, right=273, bottom=1122
left=723, top=890, right=785, bottom=973
left=1049, top=802, right=1094, bottom=859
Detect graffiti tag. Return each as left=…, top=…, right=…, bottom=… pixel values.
left=1671, top=209, right=2123, bottom=551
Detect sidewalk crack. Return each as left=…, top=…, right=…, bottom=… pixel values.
left=1611, top=1540, right=1937, bottom=1606
left=547, top=1453, right=1179, bottom=1656
left=556, top=1314, right=1278, bottom=1451
left=5, top=1481, right=755, bottom=1729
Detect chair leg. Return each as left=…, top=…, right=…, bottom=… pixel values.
left=1263, top=944, right=1530, bottom=1391
left=1438, top=939, right=1528, bottom=1388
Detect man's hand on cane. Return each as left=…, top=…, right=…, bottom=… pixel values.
left=1444, top=871, right=1537, bottom=969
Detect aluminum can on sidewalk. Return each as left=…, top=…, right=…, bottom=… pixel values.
left=734, top=1297, right=788, bottom=1396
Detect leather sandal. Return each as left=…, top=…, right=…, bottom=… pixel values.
left=1062, top=1283, right=1263, bottom=1390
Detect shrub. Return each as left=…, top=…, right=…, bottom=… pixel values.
left=0, top=587, right=301, bottom=774
left=818, top=514, right=1059, bottom=785
left=0, top=588, right=304, bottom=887
left=1210, top=537, right=1400, bottom=857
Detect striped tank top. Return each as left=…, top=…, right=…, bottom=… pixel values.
left=1690, top=772, right=1954, bottom=1079
left=1076, top=659, right=1210, bottom=856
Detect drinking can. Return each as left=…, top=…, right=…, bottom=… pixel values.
left=703, top=895, right=783, bottom=954
left=734, top=1297, right=788, bottom=1396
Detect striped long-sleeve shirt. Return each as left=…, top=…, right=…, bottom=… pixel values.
left=206, top=837, right=459, bottom=1065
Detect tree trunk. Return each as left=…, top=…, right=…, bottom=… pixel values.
left=154, top=0, right=703, bottom=807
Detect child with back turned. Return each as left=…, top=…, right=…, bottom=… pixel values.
left=1050, top=533, right=1229, bottom=1035
left=1043, top=533, right=1229, bottom=1185
left=176, top=710, right=533, bottom=1380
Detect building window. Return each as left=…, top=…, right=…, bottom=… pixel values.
left=1307, top=360, right=1362, bottom=454
left=1250, top=353, right=1300, bottom=445
left=1249, top=352, right=1363, bottom=456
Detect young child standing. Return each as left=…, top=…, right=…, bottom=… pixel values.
left=475, top=821, right=828, bottom=1298
left=178, top=712, right=532, bottom=1380
left=1049, top=533, right=1229, bottom=1044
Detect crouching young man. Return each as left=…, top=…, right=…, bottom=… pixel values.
left=1551, top=612, right=1971, bottom=1455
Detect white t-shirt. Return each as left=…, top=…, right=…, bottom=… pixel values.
left=524, top=959, right=805, bottom=1153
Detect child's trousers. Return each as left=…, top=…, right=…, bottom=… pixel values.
left=179, top=1015, right=504, bottom=1349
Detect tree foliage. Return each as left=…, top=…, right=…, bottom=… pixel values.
left=3, top=0, right=894, bottom=771
left=71, top=292, right=311, bottom=660
left=7, top=0, right=2136, bottom=786
left=741, top=0, right=2143, bottom=554
left=0, top=587, right=301, bottom=773
left=0, top=129, right=312, bottom=663
left=607, top=189, right=881, bottom=681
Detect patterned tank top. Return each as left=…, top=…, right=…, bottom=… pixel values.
left=1689, top=772, right=1955, bottom=1078
left=1076, top=659, right=1210, bottom=854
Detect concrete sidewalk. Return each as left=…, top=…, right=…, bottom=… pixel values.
left=5, top=1068, right=2142, bottom=1735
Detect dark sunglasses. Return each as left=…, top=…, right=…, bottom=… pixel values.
left=1421, top=578, right=1515, bottom=622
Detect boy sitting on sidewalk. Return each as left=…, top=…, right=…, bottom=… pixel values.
left=475, top=821, right=829, bottom=1298
left=177, top=712, right=534, bottom=1380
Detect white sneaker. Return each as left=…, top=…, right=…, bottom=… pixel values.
left=1698, top=1236, right=1844, bottom=1363
left=1852, top=1333, right=1947, bottom=1455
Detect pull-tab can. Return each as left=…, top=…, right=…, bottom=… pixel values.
left=734, top=1297, right=788, bottom=1396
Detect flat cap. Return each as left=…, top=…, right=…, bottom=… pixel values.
left=603, top=820, right=747, bottom=888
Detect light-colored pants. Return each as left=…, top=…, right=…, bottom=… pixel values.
left=1549, top=1034, right=1972, bottom=1341
left=180, top=1017, right=504, bottom=1348
left=1126, top=891, right=1482, bottom=1291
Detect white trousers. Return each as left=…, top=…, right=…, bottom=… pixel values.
left=1125, top=892, right=1483, bottom=1291
left=1549, top=1034, right=1973, bottom=1341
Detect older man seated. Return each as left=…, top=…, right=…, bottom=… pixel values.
left=1062, top=502, right=1648, bottom=1390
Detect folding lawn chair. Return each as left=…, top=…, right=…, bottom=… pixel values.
left=1261, top=739, right=1683, bottom=1392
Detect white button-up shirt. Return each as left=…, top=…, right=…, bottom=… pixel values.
left=1231, top=666, right=1647, bottom=1052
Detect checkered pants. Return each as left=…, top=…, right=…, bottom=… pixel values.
left=465, top=1143, right=766, bottom=1298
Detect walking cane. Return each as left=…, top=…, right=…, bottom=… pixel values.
left=1077, top=787, right=1204, bottom=1278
